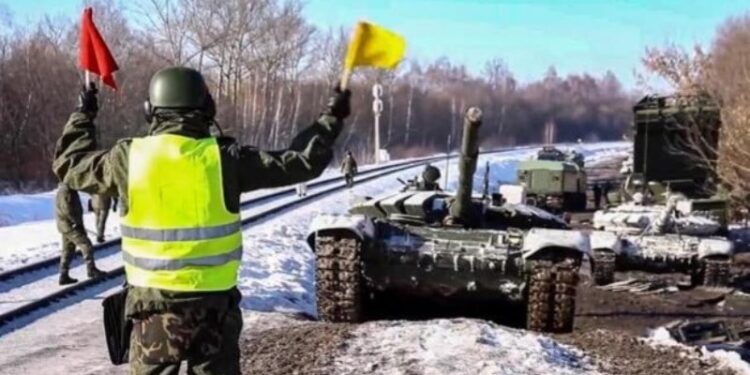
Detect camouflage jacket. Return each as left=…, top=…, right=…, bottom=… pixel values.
left=53, top=110, right=344, bottom=316
left=55, top=183, right=85, bottom=234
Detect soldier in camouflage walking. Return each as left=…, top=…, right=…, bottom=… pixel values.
left=340, top=150, right=358, bottom=188
left=91, top=193, right=116, bottom=243
left=53, top=67, right=350, bottom=374
left=55, top=183, right=105, bottom=285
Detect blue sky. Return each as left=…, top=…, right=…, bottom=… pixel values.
left=3, top=0, right=749, bottom=90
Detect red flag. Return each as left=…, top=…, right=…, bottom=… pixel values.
left=79, top=7, right=119, bottom=90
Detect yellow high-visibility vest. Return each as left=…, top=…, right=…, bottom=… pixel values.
left=122, top=134, right=241, bottom=292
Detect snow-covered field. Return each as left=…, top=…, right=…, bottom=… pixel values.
left=0, top=142, right=630, bottom=375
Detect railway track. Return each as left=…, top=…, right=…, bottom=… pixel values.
left=0, top=154, right=442, bottom=286
left=0, top=149, right=524, bottom=333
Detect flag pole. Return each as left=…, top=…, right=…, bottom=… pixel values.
left=84, top=70, right=90, bottom=86
left=340, top=68, right=352, bottom=90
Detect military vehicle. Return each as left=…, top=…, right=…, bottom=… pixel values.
left=664, top=319, right=750, bottom=361
left=306, top=108, right=602, bottom=333
left=591, top=95, right=733, bottom=287
left=631, top=95, right=721, bottom=198
left=516, top=146, right=587, bottom=212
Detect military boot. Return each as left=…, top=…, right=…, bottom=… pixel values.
left=59, top=271, right=78, bottom=285
left=87, top=263, right=106, bottom=279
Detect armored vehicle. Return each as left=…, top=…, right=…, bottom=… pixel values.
left=307, top=108, right=597, bottom=333
left=517, top=146, right=587, bottom=212
left=591, top=95, right=733, bottom=286
left=593, top=194, right=733, bottom=286
left=632, top=95, right=721, bottom=197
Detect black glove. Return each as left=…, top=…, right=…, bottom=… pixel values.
left=78, top=82, right=99, bottom=116
left=324, top=86, right=351, bottom=120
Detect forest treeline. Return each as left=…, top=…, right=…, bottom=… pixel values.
left=0, top=0, right=633, bottom=191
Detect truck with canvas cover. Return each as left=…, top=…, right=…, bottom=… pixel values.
left=517, top=146, right=587, bottom=212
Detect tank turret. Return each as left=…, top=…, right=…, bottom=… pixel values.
left=448, top=107, right=482, bottom=224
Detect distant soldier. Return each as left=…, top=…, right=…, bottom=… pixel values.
left=592, top=183, right=602, bottom=209
left=91, top=193, right=117, bottom=243
left=55, top=183, right=105, bottom=285
left=341, top=150, right=358, bottom=188
left=422, top=164, right=442, bottom=191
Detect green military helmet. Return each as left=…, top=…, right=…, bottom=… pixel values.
left=422, top=164, right=441, bottom=184
left=144, top=66, right=215, bottom=120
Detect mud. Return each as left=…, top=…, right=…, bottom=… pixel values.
left=239, top=260, right=749, bottom=375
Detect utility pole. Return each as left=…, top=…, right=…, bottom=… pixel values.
left=444, top=133, right=452, bottom=189
left=372, top=84, right=384, bottom=164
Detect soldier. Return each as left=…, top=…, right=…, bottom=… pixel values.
left=341, top=150, right=358, bottom=188
left=422, top=164, right=442, bottom=191
left=91, top=193, right=116, bottom=243
left=55, top=183, right=105, bottom=285
left=53, top=67, right=350, bottom=374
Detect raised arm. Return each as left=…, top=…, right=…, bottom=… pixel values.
left=52, top=84, right=126, bottom=197
left=237, top=88, right=350, bottom=191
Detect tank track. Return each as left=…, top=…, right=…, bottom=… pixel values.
left=315, top=234, right=364, bottom=323
left=591, top=250, right=616, bottom=286
left=695, top=257, right=731, bottom=287
left=527, top=257, right=580, bottom=333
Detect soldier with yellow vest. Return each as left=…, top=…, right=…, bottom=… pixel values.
left=53, top=67, right=350, bottom=374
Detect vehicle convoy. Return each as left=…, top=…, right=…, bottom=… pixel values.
left=592, top=95, right=734, bottom=287
left=516, top=145, right=588, bottom=212
left=307, top=107, right=599, bottom=333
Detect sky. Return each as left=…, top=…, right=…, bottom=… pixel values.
left=3, top=0, right=749, bottom=90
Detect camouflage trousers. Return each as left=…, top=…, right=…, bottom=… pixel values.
left=345, top=173, right=355, bottom=188
left=60, top=229, right=94, bottom=271
left=95, top=209, right=109, bottom=241
left=129, top=304, right=242, bottom=375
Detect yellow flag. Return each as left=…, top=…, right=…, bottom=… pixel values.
left=344, top=21, right=406, bottom=70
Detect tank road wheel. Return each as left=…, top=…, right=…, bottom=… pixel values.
left=590, top=250, right=616, bottom=286
left=315, top=233, right=365, bottom=323
left=527, top=257, right=580, bottom=333
left=693, top=256, right=732, bottom=287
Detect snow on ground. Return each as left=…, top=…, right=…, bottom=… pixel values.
left=0, top=155, right=431, bottom=229
left=334, top=318, right=599, bottom=375
left=0, top=210, right=121, bottom=272
left=646, top=327, right=750, bottom=375
left=0, top=155, right=436, bottom=272
left=0, top=143, right=629, bottom=375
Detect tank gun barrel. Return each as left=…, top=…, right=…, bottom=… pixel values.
left=449, top=107, right=483, bottom=223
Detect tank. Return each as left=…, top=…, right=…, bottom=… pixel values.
left=516, top=146, right=588, bottom=212
left=592, top=194, right=733, bottom=286
left=306, top=107, right=608, bottom=333
left=590, top=95, right=733, bottom=287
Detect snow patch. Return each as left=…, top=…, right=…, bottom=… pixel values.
left=333, top=319, right=599, bottom=375
left=646, top=328, right=750, bottom=375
